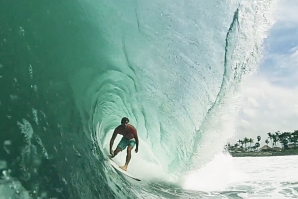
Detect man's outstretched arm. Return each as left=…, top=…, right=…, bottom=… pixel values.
left=109, top=130, right=118, bottom=155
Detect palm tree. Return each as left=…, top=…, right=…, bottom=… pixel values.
left=268, top=132, right=273, bottom=146
left=265, top=139, right=269, bottom=146
left=289, top=135, right=297, bottom=148
left=272, top=134, right=279, bottom=147
left=279, top=132, right=291, bottom=149
left=248, top=138, right=254, bottom=151
left=234, top=143, right=239, bottom=149
left=257, top=136, right=261, bottom=142
left=255, top=142, right=260, bottom=151
left=243, top=137, right=249, bottom=151
left=240, top=140, right=244, bottom=149
left=275, top=131, right=280, bottom=136
left=238, top=139, right=242, bottom=147
left=291, top=130, right=298, bottom=147
left=275, top=131, right=280, bottom=147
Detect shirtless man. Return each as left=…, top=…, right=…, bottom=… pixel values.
left=109, top=117, right=139, bottom=171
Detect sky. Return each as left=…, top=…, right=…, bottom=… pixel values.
left=234, top=0, right=298, bottom=146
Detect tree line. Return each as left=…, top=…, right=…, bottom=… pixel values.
left=226, top=130, right=298, bottom=152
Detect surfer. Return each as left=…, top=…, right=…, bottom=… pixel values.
left=109, top=117, right=139, bottom=171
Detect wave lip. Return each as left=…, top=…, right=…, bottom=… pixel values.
left=0, top=0, right=278, bottom=198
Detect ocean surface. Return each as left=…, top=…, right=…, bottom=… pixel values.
left=0, top=0, right=286, bottom=198
left=182, top=154, right=298, bottom=199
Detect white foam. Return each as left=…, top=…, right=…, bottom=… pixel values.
left=17, top=119, right=33, bottom=144
left=103, top=137, right=173, bottom=182
left=180, top=153, right=248, bottom=191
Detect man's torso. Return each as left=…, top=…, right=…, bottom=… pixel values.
left=116, top=124, right=136, bottom=139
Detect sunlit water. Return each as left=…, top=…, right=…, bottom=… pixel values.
left=230, top=156, right=298, bottom=199
left=0, top=0, right=280, bottom=198
left=182, top=154, right=298, bottom=199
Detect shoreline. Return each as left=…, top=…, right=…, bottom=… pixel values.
left=230, top=149, right=298, bottom=157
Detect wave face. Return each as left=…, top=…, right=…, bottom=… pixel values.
left=0, top=0, right=276, bottom=198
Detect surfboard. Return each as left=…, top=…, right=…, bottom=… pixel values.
left=107, top=156, right=141, bottom=181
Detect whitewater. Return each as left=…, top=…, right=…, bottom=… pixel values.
left=1, top=0, right=293, bottom=198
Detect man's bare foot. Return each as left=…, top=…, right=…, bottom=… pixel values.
left=119, top=165, right=127, bottom=171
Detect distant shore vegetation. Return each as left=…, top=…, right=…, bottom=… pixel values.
left=226, top=130, right=298, bottom=157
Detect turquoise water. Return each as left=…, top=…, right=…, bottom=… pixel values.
left=0, top=0, right=277, bottom=198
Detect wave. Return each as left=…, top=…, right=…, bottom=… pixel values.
left=0, top=0, right=277, bottom=198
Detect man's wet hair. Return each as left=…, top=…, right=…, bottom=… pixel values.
left=121, top=117, right=129, bottom=124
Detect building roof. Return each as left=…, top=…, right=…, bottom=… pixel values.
left=260, top=145, right=271, bottom=150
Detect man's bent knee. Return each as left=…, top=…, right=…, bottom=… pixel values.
left=127, top=146, right=133, bottom=152
left=114, top=147, right=122, bottom=155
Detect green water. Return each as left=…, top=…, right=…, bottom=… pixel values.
left=0, top=0, right=277, bottom=198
